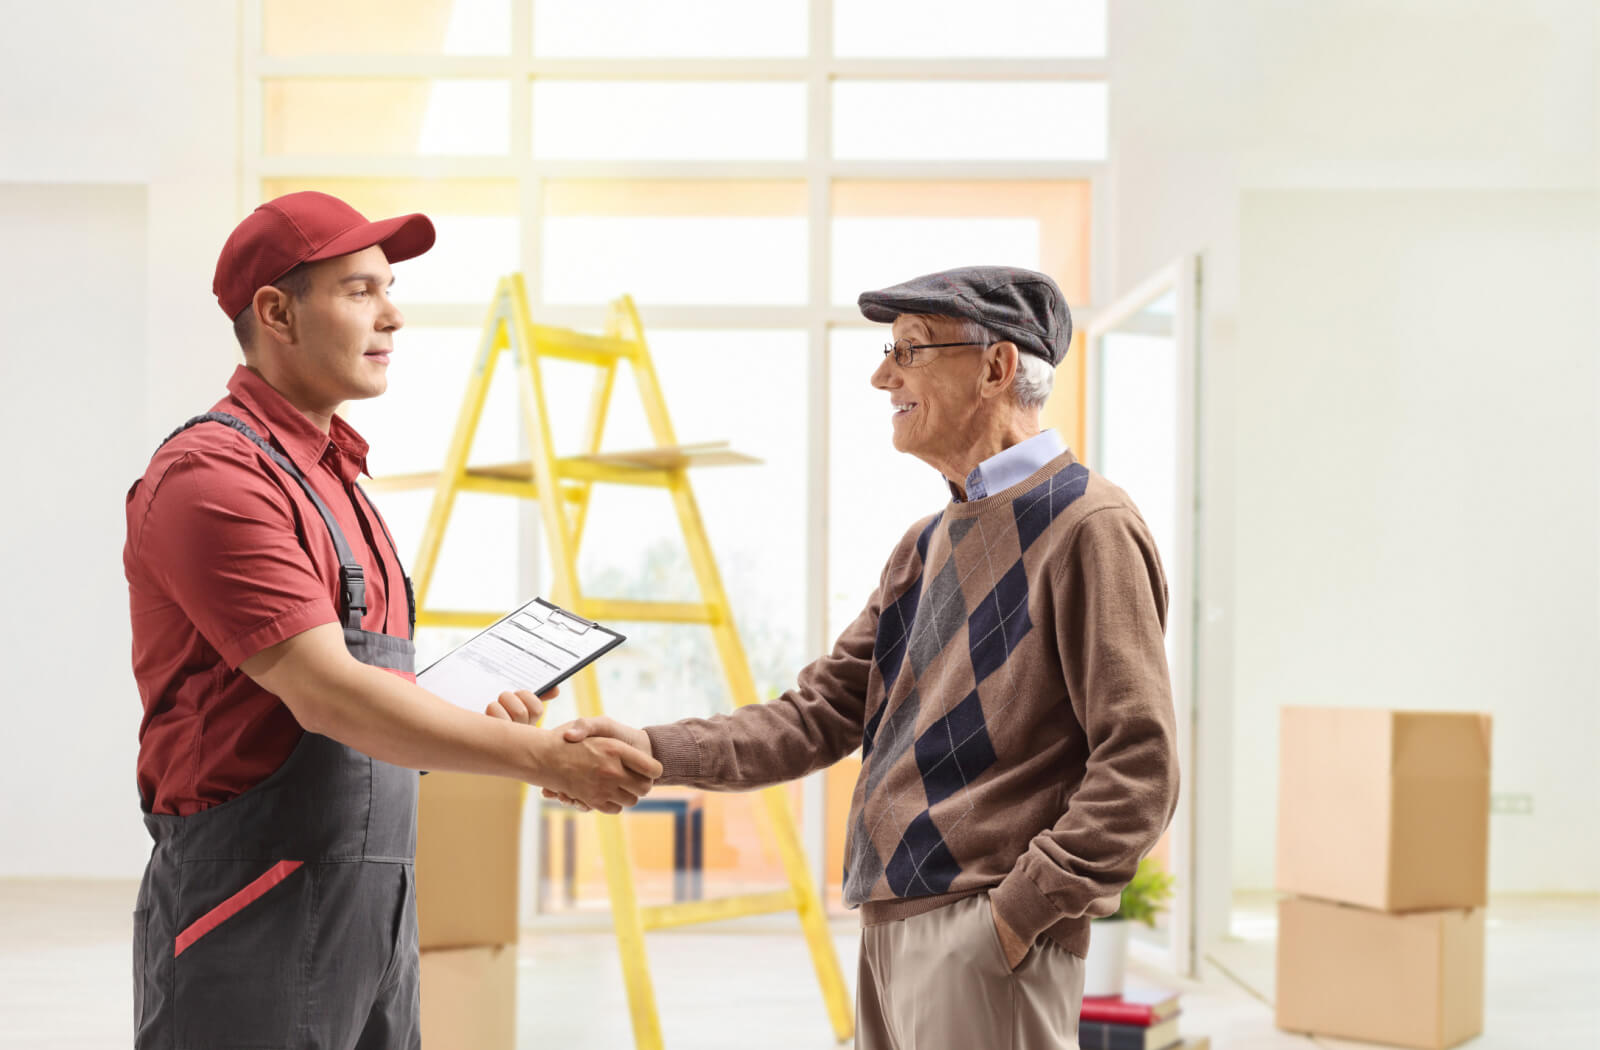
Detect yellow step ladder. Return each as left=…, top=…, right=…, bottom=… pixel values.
left=369, top=274, right=853, bottom=1049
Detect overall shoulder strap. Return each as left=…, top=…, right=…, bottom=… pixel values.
left=352, top=482, right=415, bottom=637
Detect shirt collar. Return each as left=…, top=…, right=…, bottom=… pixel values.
left=949, top=429, right=1068, bottom=502
left=224, top=365, right=373, bottom=483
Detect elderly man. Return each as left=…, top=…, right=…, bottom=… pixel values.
left=559, top=266, right=1179, bottom=1049
left=125, top=191, right=660, bottom=1048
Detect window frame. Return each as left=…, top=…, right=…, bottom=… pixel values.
left=241, top=0, right=1109, bottom=910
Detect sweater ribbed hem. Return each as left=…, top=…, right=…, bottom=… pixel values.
left=643, top=724, right=701, bottom=784
left=859, top=883, right=1089, bottom=959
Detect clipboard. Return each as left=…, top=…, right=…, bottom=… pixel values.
left=416, top=597, right=626, bottom=713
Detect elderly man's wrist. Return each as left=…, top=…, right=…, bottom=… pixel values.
left=992, top=910, right=1031, bottom=970
left=991, top=868, right=1057, bottom=964
left=642, top=723, right=700, bottom=782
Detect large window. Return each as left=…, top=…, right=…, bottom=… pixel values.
left=246, top=0, right=1104, bottom=914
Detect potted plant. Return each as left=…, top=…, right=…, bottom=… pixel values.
left=1083, top=856, right=1176, bottom=997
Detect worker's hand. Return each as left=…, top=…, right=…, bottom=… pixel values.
left=541, top=717, right=655, bottom=811
left=484, top=686, right=558, bottom=725
left=535, top=725, right=661, bottom=815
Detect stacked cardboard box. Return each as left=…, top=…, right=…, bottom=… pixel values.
left=1275, top=707, right=1492, bottom=1050
left=416, top=772, right=524, bottom=1050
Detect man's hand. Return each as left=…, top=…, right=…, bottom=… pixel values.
left=484, top=686, right=557, bottom=725
left=534, top=721, right=660, bottom=815
left=992, top=908, right=1030, bottom=971
left=541, top=717, right=655, bottom=811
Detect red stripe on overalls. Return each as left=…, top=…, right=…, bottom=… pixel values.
left=173, top=859, right=304, bottom=957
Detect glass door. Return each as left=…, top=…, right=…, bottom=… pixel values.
left=1085, top=256, right=1202, bottom=977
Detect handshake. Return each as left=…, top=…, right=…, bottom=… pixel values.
left=485, top=689, right=660, bottom=814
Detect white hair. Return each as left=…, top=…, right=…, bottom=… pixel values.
left=952, top=319, right=1055, bottom=410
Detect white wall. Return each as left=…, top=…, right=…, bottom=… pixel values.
left=1110, top=0, right=1600, bottom=902
left=0, top=184, right=151, bottom=875
left=1236, top=189, right=1599, bottom=893
left=0, top=1, right=241, bottom=877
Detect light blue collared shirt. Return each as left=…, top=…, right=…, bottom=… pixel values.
left=953, top=429, right=1068, bottom=502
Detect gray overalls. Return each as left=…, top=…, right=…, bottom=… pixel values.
left=134, top=413, right=422, bottom=1049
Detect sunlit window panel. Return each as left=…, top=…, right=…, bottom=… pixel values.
left=371, top=489, right=524, bottom=615
left=542, top=180, right=808, bottom=305
left=341, top=326, right=521, bottom=478
left=834, top=218, right=1039, bottom=302
left=260, top=178, right=519, bottom=303
left=263, top=79, right=510, bottom=156
left=532, top=330, right=809, bottom=728
left=830, top=180, right=1091, bottom=306
left=827, top=326, right=952, bottom=639
left=260, top=177, right=518, bottom=217
left=1098, top=318, right=1179, bottom=582
left=263, top=0, right=511, bottom=55
left=533, top=0, right=807, bottom=57
left=400, top=215, right=520, bottom=301
left=833, top=81, right=1107, bottom=161
left=834, top=0, right=1106, bottom=57
left=532, top=81, right=807, bottom=160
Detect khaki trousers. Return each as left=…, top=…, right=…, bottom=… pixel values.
left=857, top=894, right=1085, bottom=1050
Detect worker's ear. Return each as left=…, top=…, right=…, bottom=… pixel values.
left=253, top=285, right=298, bottom=347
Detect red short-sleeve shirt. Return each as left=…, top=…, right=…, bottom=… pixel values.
left=126, top=365, right=410, bottom=815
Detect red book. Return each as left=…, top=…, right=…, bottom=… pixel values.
left=1080, top=982, right=1181, bottom=1026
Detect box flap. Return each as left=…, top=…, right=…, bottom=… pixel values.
left=1392, top=712, right=1493, bottom=777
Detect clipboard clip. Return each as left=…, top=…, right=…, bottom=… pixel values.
left=549, top=608, right=596, bottom=634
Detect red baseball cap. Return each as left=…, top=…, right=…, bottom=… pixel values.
left=213, top=190, right=436, bottom=319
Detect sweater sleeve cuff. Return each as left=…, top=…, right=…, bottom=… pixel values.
left=644, top=724, right=702, bottom=785
left=990, top=863, right=1059, bottom=952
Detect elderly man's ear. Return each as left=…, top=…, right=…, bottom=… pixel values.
left=979, top=341, right=1022, bottom=399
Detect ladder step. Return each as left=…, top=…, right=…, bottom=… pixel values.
left=578, top=599, right=721, bottom=625
left=362, top=470, right=439, bottom=493
left=416, top=610, right=502, bottom=629
left=528, top=324, right=640, bottom=365
left=555, top=458, right=676, bottom=487
left=639, top=890, right=798, bottom=931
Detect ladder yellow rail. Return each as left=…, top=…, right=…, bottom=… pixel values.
left=390, top=274, right=853, bottom=1050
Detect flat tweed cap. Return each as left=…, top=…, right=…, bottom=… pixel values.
left=857, top=265, right=1072, bottom=366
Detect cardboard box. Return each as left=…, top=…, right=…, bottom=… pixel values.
left=1276, top=707, right=1491, bottom=911
left=1276, top=896, right=1484, bottom=1050
left=417, top=771, right=524, bottom=949
left=420, top=944, right=517, bottom=1050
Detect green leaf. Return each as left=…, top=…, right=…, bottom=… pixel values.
left=1102, top=856, right=1176, bottom=928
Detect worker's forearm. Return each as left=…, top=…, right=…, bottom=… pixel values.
left=305, top=659, right=547, bottom=781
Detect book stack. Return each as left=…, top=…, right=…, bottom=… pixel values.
left=1274, top=707, right=1491, bottom=1050
left=1079, top=982, right=1207, bottom=1050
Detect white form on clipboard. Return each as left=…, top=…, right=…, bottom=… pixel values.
left=416, top=598, right=625, bottom=713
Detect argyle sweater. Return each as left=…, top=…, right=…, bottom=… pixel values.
left=644, top=449, right=1179, bottom=958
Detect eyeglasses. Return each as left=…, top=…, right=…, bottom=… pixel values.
left=882, top=339, right=989, bottom=368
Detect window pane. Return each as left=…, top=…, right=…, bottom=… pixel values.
left=831, top=180, right=1091, bottom=306
left=835, top=0, right=1105, bottom=57
left=833, top=218, right=1040, bottom=304
left=264, top=0, right=511, bottom=56
left=833, top=81, right=1107, bottom=161
left=827, top=326, right=950, bottom=639
left=264, top=79, right=509, bottom=155
left=261, top=179, right=520, bottom=302
left=533, top=0, right=807, bottom=57
left=342, top=326, right=521, bottom=478
left=533, top=82, right=806, bottom=160
left=374, top=489, right=524, bottom=618
left=542, top=180, right=807, bottom=305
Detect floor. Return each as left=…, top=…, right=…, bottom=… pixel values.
left=1, top=880, right=1595, bottom=1049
